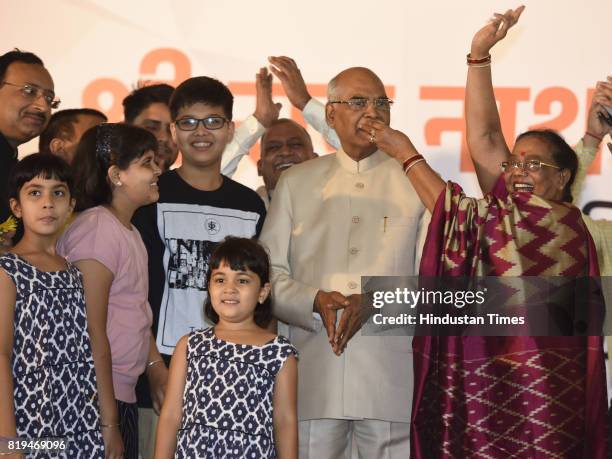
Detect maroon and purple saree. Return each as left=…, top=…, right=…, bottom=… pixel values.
left=411, top=178, right=608, bottom=458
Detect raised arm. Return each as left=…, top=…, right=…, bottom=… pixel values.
left=582, top=77, right=612, bottom=149
left=466, top=6, right=524, bottom=193
left=572, top=78, right=612, bottom=203
left=268, top=56, right=341, bottom=149
left=268, top=56, right=310, bottom=111
left=359, top=118, right=445, bottom=212
left=220, top=67, right=281, bottom=177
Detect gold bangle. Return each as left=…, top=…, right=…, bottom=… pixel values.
left=466, top=53, right=491, bottom=64
left=402, top=154, right=424, bottom=173
left=405, top=158, right=426, bottom=173
left=467, top=62, right=491, bottom=68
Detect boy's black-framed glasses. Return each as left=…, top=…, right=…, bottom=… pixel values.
left=175, top=116, right=229, bottom=131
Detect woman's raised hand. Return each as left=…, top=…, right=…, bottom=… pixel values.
left=471, top=5, right=525, bottom=58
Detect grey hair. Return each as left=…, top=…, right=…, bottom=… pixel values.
left=327, top=74, right=340, bottom=101
left=327, top=67, right=383, bottom=101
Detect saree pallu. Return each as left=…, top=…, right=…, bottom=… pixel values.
left=412, top=178, right=608, bottom=458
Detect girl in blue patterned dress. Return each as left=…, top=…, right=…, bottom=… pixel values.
left=0, top=154, right=104, bottom=458
left=154, top=237, right=298, bottom=459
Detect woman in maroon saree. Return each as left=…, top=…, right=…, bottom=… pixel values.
left=359, top=7, right=607, bottom=457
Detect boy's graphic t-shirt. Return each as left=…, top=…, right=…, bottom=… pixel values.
left=133, top=170, right=266, bottom=356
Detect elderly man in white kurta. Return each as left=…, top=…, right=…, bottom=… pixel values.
left=260, top=67, right=427, bottom=458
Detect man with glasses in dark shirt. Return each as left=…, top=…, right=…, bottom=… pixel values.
left=0, top=49, right=57, bottom=248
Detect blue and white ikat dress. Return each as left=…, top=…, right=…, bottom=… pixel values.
left=0, top=253, right=104, bottom=458
left=175, top=327, right=298, bottom=458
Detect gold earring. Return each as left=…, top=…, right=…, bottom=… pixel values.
left=116, top=181, right=122, bottom=187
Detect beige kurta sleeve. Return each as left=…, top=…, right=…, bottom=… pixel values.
left=220, top=115, right=265, bottom=178
left=302, top=98, right=341, bottom=150
left=259, top=173, right=319, bottom=331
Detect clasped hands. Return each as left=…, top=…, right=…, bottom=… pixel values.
left=314, top=290, right=373, bottom=355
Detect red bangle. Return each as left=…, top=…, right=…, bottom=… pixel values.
left=402, top=154, right=424, bottom=173
left=466, top=53, right=491, bottom=64
left=585, top=131, right=603, bottom=142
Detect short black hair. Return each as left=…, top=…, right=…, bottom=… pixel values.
left=8, top=153, right=73, bottom=200
left=515, top=129, right=578, bottom=203
left=38, top=108, right=107, bottom=154
left=0, top=49, right=44, bottom=82
left=169, top=76, right=233, bottom=121
left=72, top=123, right=158, bottom=211
left=123, top=84, right=175, bottom=123
left=204, top=237, right=272, bottom=328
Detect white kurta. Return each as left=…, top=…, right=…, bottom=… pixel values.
left=260, top=148, right=428, bottom=422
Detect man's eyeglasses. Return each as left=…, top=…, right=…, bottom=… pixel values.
left=175, top=116, right=229, bottom=131
left=1, top=82, right=60, bottom=109
left=501, top=159, right=561, bottom=172
left=329, top=97, right=394, bottom=111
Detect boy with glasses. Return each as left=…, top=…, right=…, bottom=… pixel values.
left=132, top=75, right=267, bottom=453
left=123, top=71, right=281, bottom=174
